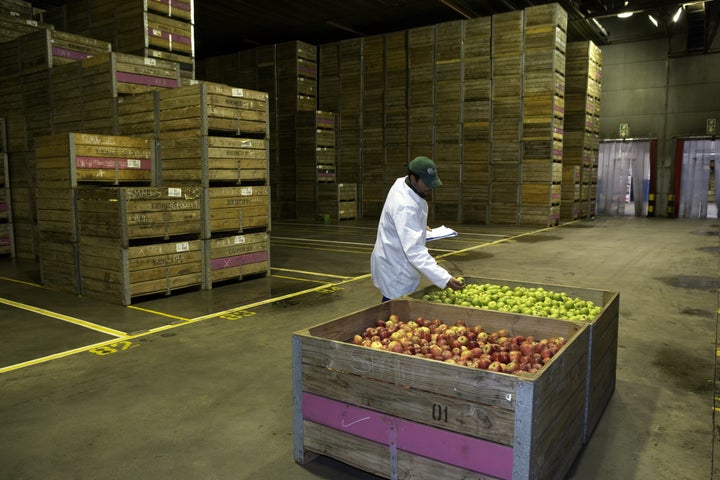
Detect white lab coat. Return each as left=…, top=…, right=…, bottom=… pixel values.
left=370, top=177, right=452, bottom=299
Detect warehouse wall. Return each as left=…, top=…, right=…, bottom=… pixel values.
left=600, top=36, right=720, bottom=216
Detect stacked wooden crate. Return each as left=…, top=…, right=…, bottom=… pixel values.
left=155, top=80, right=271, bottom=288
left=433, top=20, right=463, bottom=222
left=563, top=41, right=601, bottom=220
left=383, top=30, right=409, bottom=200
left=317, top=182, right=357, bottom=223
left=0, top=0, right=53, bottom=44
left=38, top=0, right=196, bottom=79
left=34, top=132, right=157, bottom=295
left=461, top=17, right=491, bottom=223
left=489, top=10, right=524, bottom=224
left=361, top=34, right=385, bottom=218
left=0, top=118, right=12, bottom=256
left=199, top=40, right=321, bottom=221
left=407, top=25, right=435, bottom=162
left=337, top=39, right=363, bottom=190
left=519, top=3, right=567, bottom=226
left=295, top=110, right=336, bottom=219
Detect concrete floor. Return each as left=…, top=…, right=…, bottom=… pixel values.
left=0, top=216, right=717, bottom=480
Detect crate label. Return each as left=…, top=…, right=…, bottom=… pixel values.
left=168, top=188, right=182, bottom=198
left=240, top=187, right=253, bottom=196
left=231, top=88, right=244, bottom=97
left=241, top=140, right=253, bottom=147
left=176, top=242, right=190, bottom=252
left=234, top=236, right=246, bottom=245
left=151, top=28, right=162, bottom=37
left=127, top=159, right=142, bottom=169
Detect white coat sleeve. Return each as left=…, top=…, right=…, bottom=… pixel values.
left=394, top=206, right=452, bottom=290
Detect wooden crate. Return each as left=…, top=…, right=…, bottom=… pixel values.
left=35, top=133, right=156, bottom=187
left=79, top=237, right=203, bottom=305
left=159, top=135, right=268, bottom=185
left=414, top=276, right=620, bottom=444
left=75, top=185, right=201, bottom=245
left=203, top=231, right=269, bottom=286
left=80, top=51, right=181, bottom=95
left=39, top=231, right=81, bottom=293
left=0, top=220, right=12, bottom=256
left=0, top=28, right=111, bottom=78
left=293, top=298, right=589, bottom=480
left=0, top=14, right=53, bottom=44
left=158, top=81, right=269, bottom=137
left=202, top=185, right=270, bottom=236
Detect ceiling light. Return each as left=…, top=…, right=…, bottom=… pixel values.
left=672, top=7, right=683, bottom=22
left=617, top=11, right=634, bottom=18
left=648, top=14, right=659, bottom=27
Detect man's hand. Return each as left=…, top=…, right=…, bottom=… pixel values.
left=446, top=276, right=465, bottom=290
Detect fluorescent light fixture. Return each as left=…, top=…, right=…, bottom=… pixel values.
left=648, top=14, right=659, bottom=27
left=617, top=11, right=634, bottom=18
left=673, top=7, right=683, bottom=22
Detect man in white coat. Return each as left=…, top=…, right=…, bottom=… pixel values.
left=371, top=156, right=465, bottom=301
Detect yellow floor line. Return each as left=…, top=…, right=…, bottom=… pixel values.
left=127, top=305, right=191, bottom=322
left=273, top=274, right=330, bottom=284
left=0, top=297, right=127, bottom=337
left=0, top=337, right=129, bottom=374
left=272, top=267, right=353, bottom=280
left=0, top=276, right=44, bottom=288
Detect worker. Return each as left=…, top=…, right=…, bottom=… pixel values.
left=370, top=156, right=465, bottom=301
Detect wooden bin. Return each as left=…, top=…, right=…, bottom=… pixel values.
left=201, top=185, right=270, bottom=237
left=293, top=299, right=589, bottom=480
left=203, top=231, right=269, bottom=286
left=35, top=132, right=156, bottom=187
left=413, top=276, right=619, bottom=443
left=0, top=28, right=111, bottom=78
left=79, top=237, right=203, bottom=305
left=75, top=185, right=202, bottom=246
left=159, top=136, right=268, bottom=185
left=158, top=81, right=269, bottom=137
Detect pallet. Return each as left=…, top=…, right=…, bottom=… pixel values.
left=293, top=298, right=590, bottom=479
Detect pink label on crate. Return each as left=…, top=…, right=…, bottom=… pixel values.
left=302, top=392, right=514, bottom=479
left=75, top=156, right=152, bottom=170
left=115, top=71, right=180, bottom=88
left=52, top=46, right=94, bottom=61
left=0, top=239, right=10, bottom=246
left=0, top=203, right=7, bottom=212
left=147, top=28, right=193, bottom=46
left=211, top=251, right=268, bottom=270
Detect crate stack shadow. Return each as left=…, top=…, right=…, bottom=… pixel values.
left=0, top=0, right=272, bottom=304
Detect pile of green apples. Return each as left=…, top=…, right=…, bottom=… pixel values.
left=422, top=280, right=602, bottom=321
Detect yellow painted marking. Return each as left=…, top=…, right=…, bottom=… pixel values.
left=127, top=305, right=191, bottom=322
left=272, top=267, right=352, bottom=280
left=0, top=276, right=43, bottom=288
left=273, top=274, right=331, bottom=285
left=0, top=297, right=127, bottom=337
left=716, top=348, right=720, bottom=357
left=0, top=337, right=130, bottom=374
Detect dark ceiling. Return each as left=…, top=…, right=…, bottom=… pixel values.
left=28, top=0, right=720, bottom=59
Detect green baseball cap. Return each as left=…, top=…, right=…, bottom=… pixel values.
left=408, top=156, right=442, bottom=189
